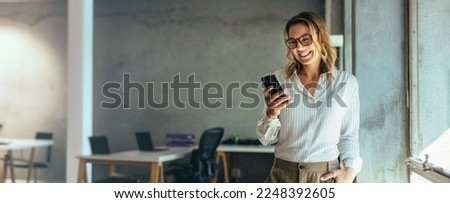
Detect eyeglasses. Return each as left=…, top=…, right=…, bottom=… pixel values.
left=285, top=34, right=312, bottom=49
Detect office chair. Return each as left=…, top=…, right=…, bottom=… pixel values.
left=12, top=132, right=53, bottom=183
left=88, top=136, right=138, bottom=183
left=167, top=127, right=224, bottom=183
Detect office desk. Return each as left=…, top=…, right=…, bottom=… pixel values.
left=77, top=146, right=195, bottom=183
left=215, top=145, right=274, bottom=183
left=0, top=138, right=54, bottom=183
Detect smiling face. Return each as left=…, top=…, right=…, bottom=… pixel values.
left=287, top=23, right=321, bottom=69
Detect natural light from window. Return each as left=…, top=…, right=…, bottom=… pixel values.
left=411, top=128, right=450, bottom=183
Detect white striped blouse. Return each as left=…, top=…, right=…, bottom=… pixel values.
left=257, top=68, right=362, bottom=173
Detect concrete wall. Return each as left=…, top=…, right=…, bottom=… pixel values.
left=92, top=0, right=324, bottom=181
left=354, top=0, right=408, bottom=182
left=0, top=1, right=67, bottom=182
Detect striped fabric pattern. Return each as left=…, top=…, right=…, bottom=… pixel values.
left=257, top=68, right=362, bottom=173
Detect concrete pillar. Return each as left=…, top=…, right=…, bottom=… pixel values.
left=66, top=0, right=93, bottom=183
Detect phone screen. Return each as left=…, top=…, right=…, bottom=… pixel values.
left=261, top=74, right=283, bottom=95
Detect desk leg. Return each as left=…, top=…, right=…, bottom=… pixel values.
left=158, top=164, right=164, bottom=183
left=232, top=154, right=240, bottom=183
left=109, top=165, right=117, bottom=176
left=149, top=162, right=163, bottom=183
left=7, top=151, right=15, bottom=183
left=1, top=153, right=8, bottom=183
left=215, top=151, right=229, bottom=183
left=26, top=148, right=35, bottom=183
left=77, top=159, right=87, bottom=183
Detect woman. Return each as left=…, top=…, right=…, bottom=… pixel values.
left=257, top=11, right=362, bottom=183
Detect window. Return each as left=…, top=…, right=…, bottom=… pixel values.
left=406, top=0, right=450, bottom=183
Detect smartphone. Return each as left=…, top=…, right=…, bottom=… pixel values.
left=261, top=74, right=283, bottom=95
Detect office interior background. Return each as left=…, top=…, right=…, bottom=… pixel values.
left=0, top=0, right=449, bottom=183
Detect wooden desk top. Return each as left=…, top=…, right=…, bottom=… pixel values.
left=0, top=138, right=53, bottom=150
left=216, top=145, right=274, bottom=153
left=77, top=146, right=195, bottom=163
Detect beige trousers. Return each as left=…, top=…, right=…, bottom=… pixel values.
left=264, top=158, right=340, bottom=183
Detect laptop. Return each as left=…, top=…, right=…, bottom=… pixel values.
left=135, top=132, right=168, bottom=152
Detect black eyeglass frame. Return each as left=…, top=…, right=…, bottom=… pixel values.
left=285, top=34, right=313, bottom=49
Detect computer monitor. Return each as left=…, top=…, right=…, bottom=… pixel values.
left=135, top=132, right=167, bottom=151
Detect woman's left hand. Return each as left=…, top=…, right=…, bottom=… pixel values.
left=320, top=167, right=357, bottom=183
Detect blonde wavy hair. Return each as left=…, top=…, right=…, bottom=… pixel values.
left=283, top=12, right=337, bottom=79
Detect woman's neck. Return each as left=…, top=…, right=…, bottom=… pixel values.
left=298, top=64, right=320, bottom=96
left=299, top=64, right=321, bottom=81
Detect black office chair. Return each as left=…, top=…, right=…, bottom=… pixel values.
left=167, top=127, right=224, bottom=183
left=88, top=136, right=138, bottom=183
left=12, top=132, right=53, bottom=183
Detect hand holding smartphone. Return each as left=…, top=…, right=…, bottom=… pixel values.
left=261, top=74, right=283, bottom=95
left=261, top=74, right=289, bottom=119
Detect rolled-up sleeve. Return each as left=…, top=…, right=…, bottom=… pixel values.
left=256, top=108, right=281, bottom=146
left=338, top=79, right=363, bottom=173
